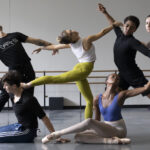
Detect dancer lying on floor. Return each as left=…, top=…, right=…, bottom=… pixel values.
left=42, top=73, right=150, bottom=144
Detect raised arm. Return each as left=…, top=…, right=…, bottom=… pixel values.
left=118, top=81, right=150, bottom=105
left=83, top=21, right=122, bottom=50
left=98, top=3, right=115, bottom=25
left=82, top=4, right=123, bottom=50
left=25, top=37, right=52, bottom=46
left=93, top=95, right=101, bottom=121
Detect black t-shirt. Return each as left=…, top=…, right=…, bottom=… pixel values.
left=113, top=27, right=150, bottom=77
left=0, top=32, right=31, bottom=70
left=13, top=91, right=46, bottom=129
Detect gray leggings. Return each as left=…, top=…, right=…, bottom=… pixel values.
left=52, top=118, right=127, bottom=143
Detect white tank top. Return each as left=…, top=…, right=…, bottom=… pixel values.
left=70, top=39, right=96, bottom=63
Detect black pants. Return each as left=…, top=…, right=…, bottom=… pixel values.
left=119, top=71, right=150, bottom=96
left=0, top=62, right=35, bottom=111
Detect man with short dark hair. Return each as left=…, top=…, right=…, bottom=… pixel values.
left=0, top=71, right=54, bottom=142
left=98, top=3, right=150, bottom=98
left=0, top=71, right=69, bottom=143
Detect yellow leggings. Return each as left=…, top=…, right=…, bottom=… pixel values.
left=31, top=62, right=94, bottom=119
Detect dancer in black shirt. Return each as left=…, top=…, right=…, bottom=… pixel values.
left=0, top=71, right=69, bottom=143
left=98, top=3, right=150, bottom=97
left=0, top=25, right=52, bottom=111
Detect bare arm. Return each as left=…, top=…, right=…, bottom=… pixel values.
left=42, top=116, right=55, bottom=133
left=41, top=44, right=70, bottom=50
left=83, top=22, right=122, bottom=50
left=25, top=37, right=52, bottom=46
left=41, top=115, right=70, bottom=143
left=32, top=44, right=70, bottom=54
left=118, top=81, right=150, bottom=105
left=93, top=95, right=101, bottom=121
left=82, top=4, right=122, bottom=50
left=140, top=41, right=148, bottom=47
left=98, top=3, right=115, bottom=25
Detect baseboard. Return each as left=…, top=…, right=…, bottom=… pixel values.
left=122, top=105, right=150, bottom=108
left=2, top=105, right=150, bottom=110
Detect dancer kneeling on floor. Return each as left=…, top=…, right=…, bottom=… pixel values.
left=42, top=73, right=150, bottom=144
left=0, top=71, right=69, bottom=143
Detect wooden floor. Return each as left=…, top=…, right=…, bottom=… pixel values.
left=0, top=108, right=150, bottom=150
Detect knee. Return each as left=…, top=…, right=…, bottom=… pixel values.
left=86, top=101, right=93, bottom=108
left=84, top=118, right=93, bottom=126
left=74, top=133, right=82, bottom=142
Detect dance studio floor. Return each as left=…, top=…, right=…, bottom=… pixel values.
left=0, top=108, right=150, bottom=150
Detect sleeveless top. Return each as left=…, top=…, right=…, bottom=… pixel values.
left=70, top=39, right=96, bottom=63
left=98, top=94, right=122, bottom=121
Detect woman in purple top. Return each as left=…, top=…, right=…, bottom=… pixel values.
left=42, top=73, right=150, bottom=144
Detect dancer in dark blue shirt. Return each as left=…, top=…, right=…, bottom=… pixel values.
left=98, top=3, right=150, bottom=98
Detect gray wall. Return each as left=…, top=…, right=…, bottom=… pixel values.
left=0, top=0, right=150, bottom=106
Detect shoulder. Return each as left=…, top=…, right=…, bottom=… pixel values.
left=94, top=94, right=101, bottom=103
left=129, top=36, right=141, bottom=45
left=147, top=41, right=150, bottom=49
left=114, top=26, right=122, bottom=34
left=82, top=38, right=93, bottom=51
left=21, top=91, right=34, bottom=103
left=14, top=32, right=27, bottom=37
left=117, top=91, right=127, bottom=105
left=10, top=32, right=22, bottom=35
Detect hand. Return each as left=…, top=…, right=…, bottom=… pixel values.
left=20, top=82, right=31, bottom=89
left=55, top=137, right=70, bottom=144
left=52, top=49, right=59, bottom=55
left=144, top=81, right=150, bottom=90
left=32, top=48, right=42, bottom=54
left=98, top=3, right=107, bottom=13
left=113, top=21, right=123, bottom=27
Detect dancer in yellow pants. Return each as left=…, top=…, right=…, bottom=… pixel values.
left=21, top=16, right=122, bottom=118
left=31, top=62, right=94, bottom=118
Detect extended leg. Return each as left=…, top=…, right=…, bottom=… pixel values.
left=76, top=79, right=93, bottom=118
left=42, top=118, right=127, bottom=143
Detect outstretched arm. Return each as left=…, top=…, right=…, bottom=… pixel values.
left=82, top=3, right=122, bottom=50
left=25, top=37, right=52, bottom=46
left=32, top=44, right=70, bottom=54
left=42, top=115, right=70, bottom=143
left=83, top=21, right=122, bottom=49
left=42, top=116, right=55, bottom=133
left=118, top=81, right=150, bottom=105
left=131, top=39, right=150, bottom=58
